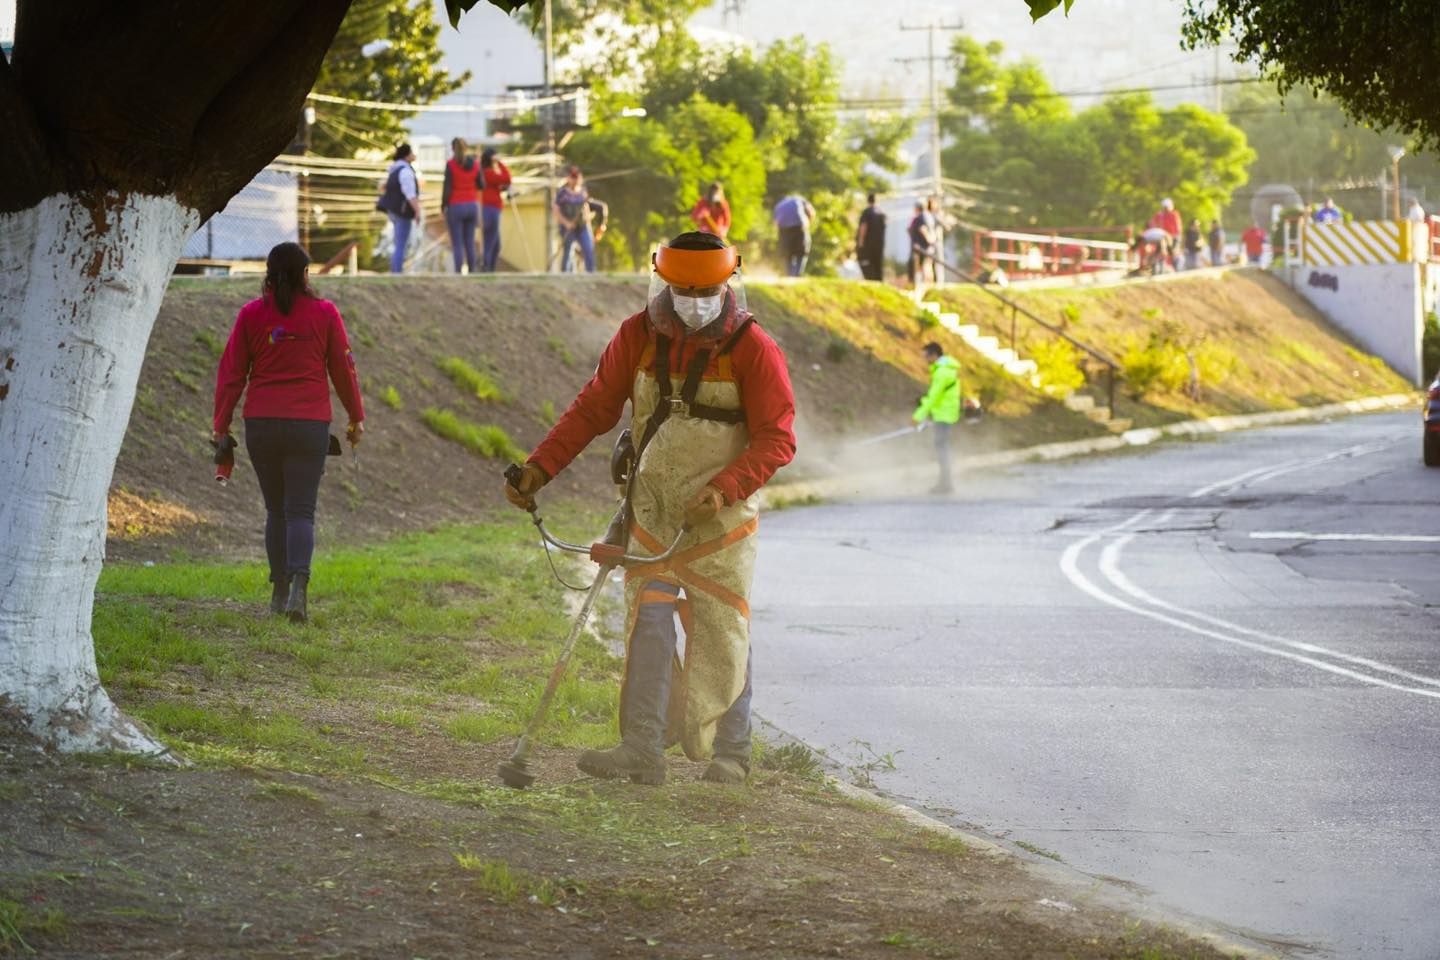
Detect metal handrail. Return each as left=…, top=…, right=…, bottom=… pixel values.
left=915, top=246, right=1122, bottom=416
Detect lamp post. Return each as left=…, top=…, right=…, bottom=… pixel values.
left=1387, top=145, right=1406, bottom=220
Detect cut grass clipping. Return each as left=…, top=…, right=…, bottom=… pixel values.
left=438, top=356, right=503, bottom=402
left=422, top=407, right=525, bottom=462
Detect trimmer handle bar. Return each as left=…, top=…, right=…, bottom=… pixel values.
left=505, top=463, right=688, bottom=567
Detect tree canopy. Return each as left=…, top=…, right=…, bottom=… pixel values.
left=1024, top=0, right=1440, bottom=151
left=311, top=0, right=468, bottom=157
left=941, top=35, right=1253, bottom=228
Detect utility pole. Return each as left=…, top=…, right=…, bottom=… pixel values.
left=898, top=18, right=963, bottom=279
left=543, top=0, right=556, bottom=273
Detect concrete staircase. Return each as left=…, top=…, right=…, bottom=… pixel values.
left=916, top=296, right=1132, bottom=433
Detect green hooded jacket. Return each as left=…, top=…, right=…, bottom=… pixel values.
left=913, top=354, right=961, bottom=424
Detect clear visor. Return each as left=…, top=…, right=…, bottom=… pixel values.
left=646, top=261, right=747, bottom=333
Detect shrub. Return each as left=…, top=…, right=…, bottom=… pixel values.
left=437, top=356, right=503, bottom=402
left=1121, top=334, right=1190, bottom=399
left=824, top=335, right=850, bottom=363
left=421, top=407, right=526, bottom=462
left=381, top=386, right=403, bottom=411
left=1028, top=337, right=1086, bottom=393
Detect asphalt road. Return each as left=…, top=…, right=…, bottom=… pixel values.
left=751, top=410, right=1440, bottom=959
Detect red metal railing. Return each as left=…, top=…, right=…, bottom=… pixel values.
left=972, top=225, right=1134, bottom=277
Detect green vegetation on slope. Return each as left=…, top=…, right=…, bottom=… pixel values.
left=929, top=271, right=1412, bottom=425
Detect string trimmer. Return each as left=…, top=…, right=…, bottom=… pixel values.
left=496, top=463, right=689, bottom=789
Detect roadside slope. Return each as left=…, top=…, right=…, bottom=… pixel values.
left=110, top=271, right=1410, bottom=558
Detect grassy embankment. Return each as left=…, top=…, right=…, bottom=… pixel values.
left=0, top=514, right=1235, bottom=959
left=929, top=269, right=1412, bottom=426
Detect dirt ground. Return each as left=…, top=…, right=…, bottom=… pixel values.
left=1, top=724, right=1240, bottom=960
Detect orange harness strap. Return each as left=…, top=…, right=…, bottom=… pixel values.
left=625, top=518, right=758, bottom=618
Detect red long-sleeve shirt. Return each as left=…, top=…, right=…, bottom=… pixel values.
left=212, top=293, right=365, bottom=435
left=1149, top=208, right=1182, bottom=238
left=529, top=311, right=796, bottom=504
left=481, top=161, right=512, bottom=209
left=690, top=198, right=732, bottom=238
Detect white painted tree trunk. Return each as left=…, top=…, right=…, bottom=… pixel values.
left=0, top=192, right=198, bottom=753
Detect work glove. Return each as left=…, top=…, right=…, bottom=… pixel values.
left=504, top=463, right=548, bottom=510
left=682, top=485, right=725, bottom=528
left=347, top=420, right=365, bottom=448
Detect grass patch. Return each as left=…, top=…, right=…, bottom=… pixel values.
left=757, top=741, right=825, bottom=781
left=453, top=855, right=524, bottom=903
left=539, top=399, right=558, bottom=427
left=170, top=369, right=201, bottom=394
left=437, top=356, right=504, bottom=402
left=420, top=408, right=526, bottom=462
left=545, top=335, right=575, bottom=367
left=251, top=781, right=323, bottom=804
left=380, top=385, right=403, bottom=411
left=0, top=897, right=66, bottom=953
left=1015, top=840, right=1063, bottom=861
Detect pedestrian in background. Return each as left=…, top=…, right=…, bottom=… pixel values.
left=1183, top=217, right=1203, bottom=271
left=907, top=201, right=935, bottom=288
left=379, top=143, right=421, bottom=274
left=441, top=137, right=481, bottom=274
left=1312, top=197, right=1342, bottom=224
left=690, top=181, right=732, bottom=238
left=1207, top=219, right=1225, bottom=266
left=1407, top=197, right=1427, bottom=223
left=212, top=242, right=365, bottom=623
left=914, top=341, right=960, bottom=495
left=1148, top=198, right=1182, bottom=271
left=1241, top=222, right=1266, bottom=265
left=479, top=147, right=512, bottom=272
left=555, top=165, right=596, bottom=273
left=773, top=193, right=815, bottom=277
left=855, top=193, right=886, bottom=282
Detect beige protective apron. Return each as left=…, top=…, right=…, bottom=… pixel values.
left=620, top=342, right=758, bottom=761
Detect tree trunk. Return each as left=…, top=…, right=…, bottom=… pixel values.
left=0, top=191, right=198, bottom=753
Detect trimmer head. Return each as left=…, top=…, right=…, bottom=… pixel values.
left=496, top=758, right=536, bottom=789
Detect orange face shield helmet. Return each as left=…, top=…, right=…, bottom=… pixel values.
left=652, top=244, right=741, bottom=296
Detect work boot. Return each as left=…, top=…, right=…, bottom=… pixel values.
left=702, top=755, right=750, bottom=785
left=269, top=578, right=290, bottom=616
left=285, top=573, right=309, bottom=624
left=577, top=742, right=666, bottom=785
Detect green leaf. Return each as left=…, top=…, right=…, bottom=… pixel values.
left=445, top=0, right=538, bottom=29
left=1025, top=0, right=1074, bottom=21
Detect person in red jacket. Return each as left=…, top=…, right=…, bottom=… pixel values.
left=212, top=242, right=365, bottom=622
left=442, top=137, right=482, bottom=274
left=689, top=181, right=732, bottom=238
left=1148, top=198, right=1183, bottom=271
left=479, top=147, right=512, bottom=272
left=504, top=231, right=796, bottom=785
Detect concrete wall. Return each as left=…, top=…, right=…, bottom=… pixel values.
left=1291, top=262, right=1424, bottom=384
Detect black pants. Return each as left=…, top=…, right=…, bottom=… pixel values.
left=858, top=249, right=884, bottom=281
left=244, top=418, right=329, bottom=582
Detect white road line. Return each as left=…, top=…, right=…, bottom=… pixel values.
left=1099, top=534, right=1440, bottom=690
left=1250, top=532, right=1440, bottom=543
left=1060, top=534, right=1440, bottom=699
left=1059, top=441, right=1440, bottom=699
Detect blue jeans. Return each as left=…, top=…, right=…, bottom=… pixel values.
left=446, top=201, right=479, bottom=273
left=388, top=212, right=412, bottom=274
left=561, top=224, right=596, bottom=273
left=622, top=581, right=753, bottom=760
left=244, top=418, right=329, bottom=581
left=482, top=205, right=502, bottom=272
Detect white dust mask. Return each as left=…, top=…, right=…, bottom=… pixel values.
left=672, top=292, right=724, bottom=331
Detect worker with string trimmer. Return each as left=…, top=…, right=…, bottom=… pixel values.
left=503, top=231, right=796, bottom=785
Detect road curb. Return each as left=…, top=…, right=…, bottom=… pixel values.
left=823, top=777, right=1282, bottom=959
left=764, top=392, right=1421, bottom=505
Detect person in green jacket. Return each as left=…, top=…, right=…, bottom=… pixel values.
left=914, top=341, right=961, bottom=494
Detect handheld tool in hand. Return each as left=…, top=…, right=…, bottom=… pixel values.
left=852, top=421, right=928, bottom=448
left=496, top=463, right=689, bottom=790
